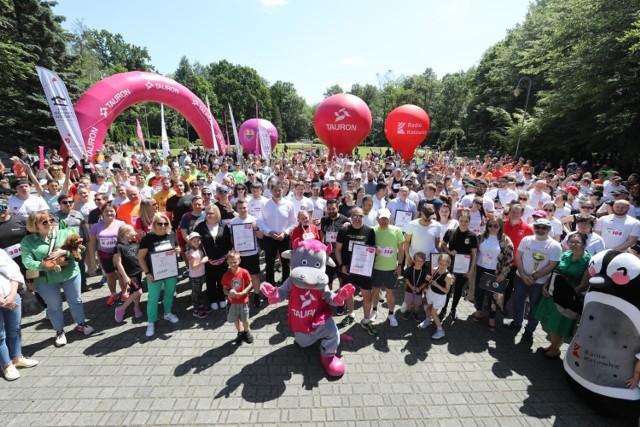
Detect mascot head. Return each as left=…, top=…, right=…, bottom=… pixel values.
left=282, top=239, right=335, bottom=289
left=587, top=250, right=640, bottom=309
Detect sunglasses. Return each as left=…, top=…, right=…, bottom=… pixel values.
left=519, top=198, right=528, bottom=201
left=533, top=225, right=550, bottom=230
left=202, top=192, right=212, bottom=196
left=487, top=224, right=500, bottom=229
left=581, top=206, right=594, bottom=210
left=155, top=222, right=169, bottom=227
left=206, top=212, right=216, bottom=216
left=351, top=214, right=364, bottom=219
left=543, top=209, right=554, bottom=212
left=248, top=174, right=255, bottom=176
left=41, top=219, right=54, bottom=225
left=60, top=201, right=73, bottom=205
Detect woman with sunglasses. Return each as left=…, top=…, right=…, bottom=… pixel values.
left=534, top=232, right=591, bottom=359
left=138, top=213, right=181, bottom=337
left=134, top=199, right=159, bottom=239
left=472, top=218, right=514, bottom=330
left=231, top=184, right=247, bottom=207
left=88, top=204, right=127, bottom=306
left=561, top=201, right=596, bottom=233
left=541, top=203, right=563, bottom=242
left=21, top=211, right=94, bottom=347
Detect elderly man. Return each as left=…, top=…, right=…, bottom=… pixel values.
left=527, top=180, right=552, bottom=209
left=387, top=186, right=417, bottom=232
left=117, top=187, right=142, bottom=226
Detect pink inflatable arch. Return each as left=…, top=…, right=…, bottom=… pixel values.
left=60, top=71, right=225, bottom=160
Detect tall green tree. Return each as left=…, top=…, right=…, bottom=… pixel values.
left=270, top=81, right=310, bottom=142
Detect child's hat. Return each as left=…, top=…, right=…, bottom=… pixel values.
left=187, top=232, right=201, bottom=241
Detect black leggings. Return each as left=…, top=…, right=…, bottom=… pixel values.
left=444, top=273, right=467, bottom=312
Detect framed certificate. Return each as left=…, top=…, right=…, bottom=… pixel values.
left=231, top=223, right=257, bottom=252
left=394, top=209, right=412, bottom=232
left=150, top=250, right=179, bottom=281
left=477, top=272, right=509, bottom=294
left=349, top=244, right=376, bottom=277
left=452, top=254, right=471, bottom=274
left=430, top=253, right=441, bottom=271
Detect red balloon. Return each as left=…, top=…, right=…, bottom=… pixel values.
left=313, top=93, right=372, bottom=155
left=384, top=104, right=431, bottom=161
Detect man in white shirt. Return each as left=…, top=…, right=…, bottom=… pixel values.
left=134, top=173, right=155, bottom=200
left=247, top=182, right=268, bottom=221
left=257, top=181, right=297, bottom=286
left=7, top=179, right=49, bottom=217
left=291, top=181, right=313, bottom=218
left=486, top=176, right=518, bottom=211
left=387, top=186, right=417, bottom=232
left=510, top=218, right=562, bottom=341
left=229, top=199, right=264, bottom=307
left=309, top=184, right=327, bottom=226
left=527, top=180, right=552, bottom=209
left=594, top=200, right=640, bottom=250
left=372, top=182, right=387, bottom=213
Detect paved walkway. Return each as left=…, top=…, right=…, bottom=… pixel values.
left=1, top=270, right=624, bottom=426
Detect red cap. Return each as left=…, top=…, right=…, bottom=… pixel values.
left=565, top=186, right=579, bottom=195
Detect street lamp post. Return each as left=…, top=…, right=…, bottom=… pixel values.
left=513, top=76, right=532, bottom=159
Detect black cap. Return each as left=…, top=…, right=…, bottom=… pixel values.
left=11, top=178, right=29, bottom=188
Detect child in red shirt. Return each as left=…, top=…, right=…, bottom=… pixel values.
left=222, top=250, right=254, bottom=344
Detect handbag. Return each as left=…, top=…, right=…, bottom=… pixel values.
left=25, top=230, right=58, bottom=280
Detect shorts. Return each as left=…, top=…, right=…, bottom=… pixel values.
left=404, top=291, right=423, bottom=307
left=338, top=270, right=370, bottom=291
left=98, top=251, right=116, bottom=274
left=227, top=303, right=250, bottom=323
left=372, top=269, right=398, bottom=289
left=128, top=274, right=143, bottom=293
left=426, top=288, right=447, bottom=309
left=240, top=253, right=260, bottom=275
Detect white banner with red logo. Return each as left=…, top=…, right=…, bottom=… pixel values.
left=35, top=66, right=87, bottom=161
left=136, top=118, right=146, bottom=150
left=160, top=104, right=170, bottom=158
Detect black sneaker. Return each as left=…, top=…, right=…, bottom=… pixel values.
left=338, top=314, right=355, bottom=328
left=242, top=331, right=254, bottom=344
left=508, top=321, right=522, bottom=330
left=522, top=330, right=534, bottom=342
left=335, top=305, right=345, bottom=316
left=449, top=309, right=457, bottom=320
left=360, top=319, right=378, bottom=336
left=414, top=310, right=422, bottom=322
left=234, top=332, right=244, bottom=344
left=253, top=293, right=261, bottom=308
left=402, top=310, right=412, bottom=321
left=192, top=309, right=207, bottom=319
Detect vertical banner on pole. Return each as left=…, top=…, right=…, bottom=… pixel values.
left=258, top=127, right=272, bottom=161
left=136, top=119, right=146, bottom=150
left=35, top=66, right=87, bottom=161
left=38, top=146, right=44, bottom=170
left=160, top=104, right=170, bottom=158
left=228, top=104, right=243, bottom=167
left=206, top=95, right=219, bottom=155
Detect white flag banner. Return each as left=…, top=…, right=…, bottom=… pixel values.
left=206, top=95, right=219, bottom=155
left=258, top=126, right=272, bottom=161
left=228, top=104, right=243, bottom=168
left=35, top=66, right=87, bottom=161
left=160, top=104, right=170, bottom=158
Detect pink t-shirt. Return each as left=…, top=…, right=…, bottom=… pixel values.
left=91, top=220, right=126, bottom=253
left=186, top=248, right=206, bottom=278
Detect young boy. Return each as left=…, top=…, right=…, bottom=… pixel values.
left=222, top=250, right=254, bottom=344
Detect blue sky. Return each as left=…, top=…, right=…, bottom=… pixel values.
left=53, top=0, right=532, bottom=104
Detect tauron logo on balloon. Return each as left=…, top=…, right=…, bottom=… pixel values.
left=145, top=81, right=180, bottom=94
left=397, top=122, right=406, bottom=134
left=327, top=108, right=357, bottom=131
left=99, top=89, right=132, bottom=118
left=244, top=129, right=255, bottom=140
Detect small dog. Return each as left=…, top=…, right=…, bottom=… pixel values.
left=60, top=233, right=86, bottom=262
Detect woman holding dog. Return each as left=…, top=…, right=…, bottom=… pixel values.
left=21, top=211, right=94, bottom=348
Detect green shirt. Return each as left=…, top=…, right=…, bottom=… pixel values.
left=373, top=224, right=404, bottom=271
left=21, top=228, right=80, bottom=285
left=557, top=250, right=591, bottom=288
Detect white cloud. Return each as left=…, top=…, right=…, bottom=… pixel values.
left=259, top=0, right=287, bottom=8
left=338, top=57, right=367, bottom=67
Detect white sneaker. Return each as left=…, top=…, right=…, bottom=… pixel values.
left=13, top=357, right=38, bottom=369
left=418, top=319, right=431, bottom=329
left=3, top=365, right=19, bottom=381
left=369, top=310, right=378, bottom=321
left=399, top=302, right=407, bottom=314
left=163, top=313, right=179, bottom=324
left=388, top=314, right=398, bottom=328
left=145, top=323, right=155, bottom=337
left=219, top=301, right=227, bottom=309
left=211, top=302, right=219, bottom=310
left=54, top=331, right=67, bottom=347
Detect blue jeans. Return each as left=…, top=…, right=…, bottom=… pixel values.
left=512, top=274, right=544, bottom=333
left=36, top=275, right=86, bottom=332
left=0, top=294, right=22, bottom=366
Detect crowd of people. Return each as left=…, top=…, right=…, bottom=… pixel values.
left=1, top=142, right=639, bottom=384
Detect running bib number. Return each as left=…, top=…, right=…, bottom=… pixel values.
left=4, top=243, right=21, bottom=259
left=99, top=237, right=117, bottom=249
left=302, top=232, right=315, bottom=240
left=380, top=246, right=395, bottom=257
left=325, top=231, right=338, bottom=243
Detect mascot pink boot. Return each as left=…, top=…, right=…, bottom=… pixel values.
left=261, top=239, right=355, bottom=377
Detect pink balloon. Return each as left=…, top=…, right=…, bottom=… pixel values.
left=238, top=118, right=278, bottom=155
left=60, top=71, right=224, bottom=160
left=384, top=104, right=430, bottom=161
left=313, top=93, right=372, bottom=155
